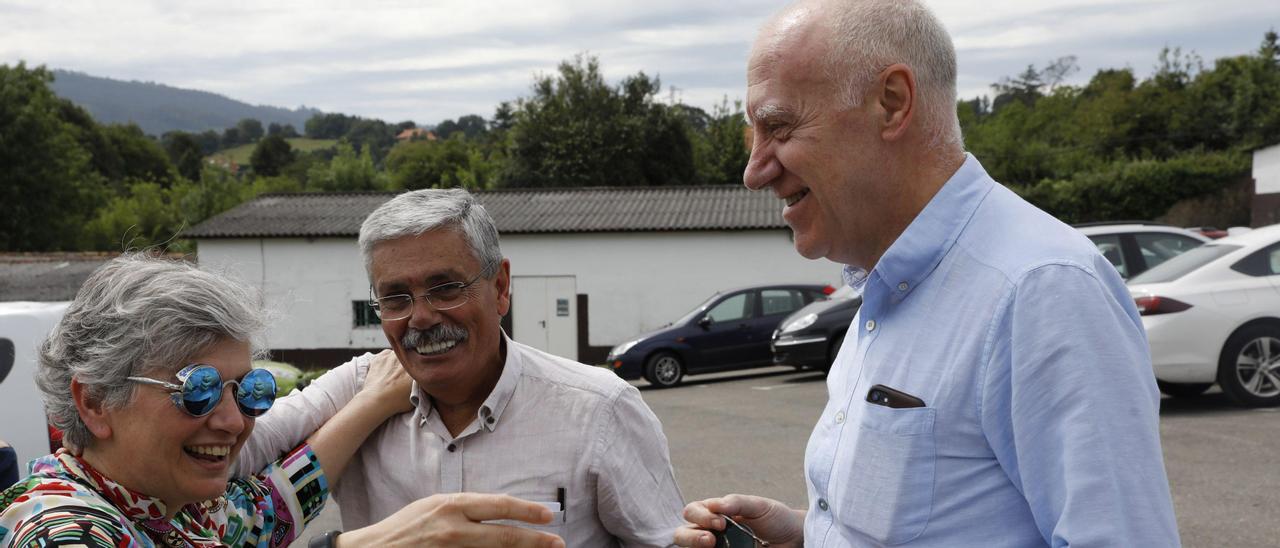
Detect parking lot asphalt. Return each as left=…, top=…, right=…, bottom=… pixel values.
left=301, top=366, right=1278, bottom=547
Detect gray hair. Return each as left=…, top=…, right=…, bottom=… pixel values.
left=816, top=0, right=963, bottom=151
left=357, top=188, right=502, bottom=281
left=37, top=253, right=267, bottom=452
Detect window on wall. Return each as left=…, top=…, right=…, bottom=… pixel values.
left=353, top=301, right=381, bottom=327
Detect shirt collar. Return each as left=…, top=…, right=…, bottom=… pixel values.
left=865, top=153, right=993, bottom=297
left=408, top=332, right=522, bottom=434
left=46, top=450, right=170, bottom=520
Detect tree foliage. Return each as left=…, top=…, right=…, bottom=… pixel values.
left=250, top=134, right=295, bottom=177
left=961, top=33, right=1280, bottom=222
left=501, top=55, right=696, bottom=187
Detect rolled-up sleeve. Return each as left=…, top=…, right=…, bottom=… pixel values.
left=215, top=443, right=330, bottom=547
left=591, top=384, right=685, bottom=548
left=980, top=263, right=1180, bottom=546
left=234, top=355, right=367, bottom=477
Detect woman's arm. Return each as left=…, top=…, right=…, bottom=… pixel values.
left=304, top=350, right=412, bottom=482
left=213, top=351, right=412, bottom=547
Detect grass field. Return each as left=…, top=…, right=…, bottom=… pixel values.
left=209, top=138, right=338, bottom=165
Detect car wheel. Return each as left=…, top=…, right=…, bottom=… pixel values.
left=1155, top=380, right=1211, bottom=398
left=825, top=332, right=846, bottom=374
left=1217, top=324, right=1280, bottom=407
left=644, top=352, right=685, bottom=388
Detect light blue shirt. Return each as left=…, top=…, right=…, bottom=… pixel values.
left=803, top=155, right=1180, bottom=547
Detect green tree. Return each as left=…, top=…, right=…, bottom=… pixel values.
left=692, top=98, right=750, bottom=185
left=502, top=54, right=696, bottom=187
left=162, top=131, right=205, bottom=181
left=435, top=114, right=489, bottom=140
left=237, top=118, right=265, bottom=142
left=386, top=135, right=499, bottom=190
left=309, top=142, right=387, bottom=191
left=250, top=134, right=295, bottom=177
left=0, top=63, right=104, bottom=250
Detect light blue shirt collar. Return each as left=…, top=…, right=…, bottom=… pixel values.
left=843, top=153, right=994, bottom=298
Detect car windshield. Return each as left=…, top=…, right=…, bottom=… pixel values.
left=673, top=293, right=722, bottom=325
left=1129, top=244, right=1242, bottom=284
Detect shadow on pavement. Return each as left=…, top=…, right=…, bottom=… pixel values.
left=637, top=367, right=812, bottom=391
left=1158, top=392, right=1256, bottom=416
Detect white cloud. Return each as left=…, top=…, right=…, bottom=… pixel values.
left=3, top=0, right=1278, bottom=123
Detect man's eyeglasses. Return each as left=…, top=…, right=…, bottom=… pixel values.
left=127, top=364, right=277, bottom=418
left=370, top=269, right=487, bottom=321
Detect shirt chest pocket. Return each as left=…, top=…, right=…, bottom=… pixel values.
left=837, top=402, right=936, bottom=545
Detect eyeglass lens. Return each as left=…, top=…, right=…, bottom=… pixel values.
left=177, top=365, right=276, bottom=417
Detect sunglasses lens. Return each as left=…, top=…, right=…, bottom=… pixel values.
left=180, top=366, right=224, bottom=416
left=235, top=368, right=277, bottom=417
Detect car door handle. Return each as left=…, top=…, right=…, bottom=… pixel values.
left=539, top=320, right=546, bottom=328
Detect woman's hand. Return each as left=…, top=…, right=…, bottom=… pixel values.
left=337, top=493, right=564, bottom=548
left=357, top=350, right=414, bottom=417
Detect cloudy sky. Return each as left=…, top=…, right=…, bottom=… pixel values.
left=3, top=0, right=1277, bottom=125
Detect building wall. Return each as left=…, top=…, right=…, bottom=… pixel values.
left=1253, top=144, right=1280, bottom=195
left=197, top=230, right=842, bottom=366
left=500, top=231, right=840, bottom=345
left=1253, top=144, right=1280, bottom=226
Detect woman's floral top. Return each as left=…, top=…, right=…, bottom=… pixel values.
left=0, top=444, right=327, bottom=547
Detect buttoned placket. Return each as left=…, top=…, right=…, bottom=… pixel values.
left=419, top=405, right=497, bottom=493
left=808, top=273, right=888, bottom=546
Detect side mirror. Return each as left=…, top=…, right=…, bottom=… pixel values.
left=697, top=316, right=713, bottom=330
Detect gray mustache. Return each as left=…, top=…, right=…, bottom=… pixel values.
left=402, top=323, right=469, bottom=349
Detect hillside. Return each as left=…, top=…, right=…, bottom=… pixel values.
left=210, top=138, right=338, bottom=165
left=49, top=69, right=322, bottom=136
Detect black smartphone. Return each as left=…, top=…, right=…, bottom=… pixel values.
left=866, top=384, right=926, bottom=408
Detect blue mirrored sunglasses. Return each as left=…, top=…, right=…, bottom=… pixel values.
left=128, top=364, right=277, bottom=417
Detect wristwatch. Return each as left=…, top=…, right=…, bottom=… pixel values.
left=308, top=530, right=342, bottom=548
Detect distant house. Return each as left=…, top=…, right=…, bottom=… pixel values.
left=184, top=186, right=841, bottom=369
left=1253, top=142, right=1280, bottom=226
left=206, top=155, right=241, bottom=174
left=395, top=128, right=437, bottom=142
left=0, top=253, right=117, bottom=302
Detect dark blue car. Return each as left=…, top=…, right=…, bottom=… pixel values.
left=606, top=284, right=833, bottom=387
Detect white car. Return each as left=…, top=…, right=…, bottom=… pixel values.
left=0, top=302, right=69, bottom=466
left=1128, top=224, right=1280, bottom=407
left=1076, top=222, right=1209, bottom=280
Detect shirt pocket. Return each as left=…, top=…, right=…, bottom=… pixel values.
left=838, top=402, right=937, bottom=545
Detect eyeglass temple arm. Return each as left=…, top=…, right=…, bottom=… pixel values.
left=126, top=376, right=184, bottom=391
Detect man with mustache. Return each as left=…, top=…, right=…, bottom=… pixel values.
left=237, top=188, right=686, bottom=547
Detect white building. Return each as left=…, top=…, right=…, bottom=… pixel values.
left=1254, top=142, right=1280, bottom=226
left=186, top=186, right=842, bottom=368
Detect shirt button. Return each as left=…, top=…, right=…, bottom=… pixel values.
left=818, top=498, right=829, bottom=511
left=898, top=282, right=909, bottom=291
left=865, top=319, right=876, bottom=332
left=486, top=416, right=495, bottom=424
left=447, top=443, right=457, bottom=452
left=834, top=411, right=845, bottom=424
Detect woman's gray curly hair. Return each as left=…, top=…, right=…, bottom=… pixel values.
left=37, top=253, right=267, bottom=452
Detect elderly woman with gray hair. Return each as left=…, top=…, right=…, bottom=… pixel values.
left=0, top=254, right=560, bottom=548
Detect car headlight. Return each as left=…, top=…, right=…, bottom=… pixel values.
left=780, top=313, right=818, bottom=334
left=608, top=340, right=640, bottom=360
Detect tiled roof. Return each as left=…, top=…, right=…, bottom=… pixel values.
left=0, top=254, right=117, bottom=301
left=183, top=186, right=788, bottom=239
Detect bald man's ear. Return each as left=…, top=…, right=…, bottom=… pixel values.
left=877, top=63, right=916, bottom=142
